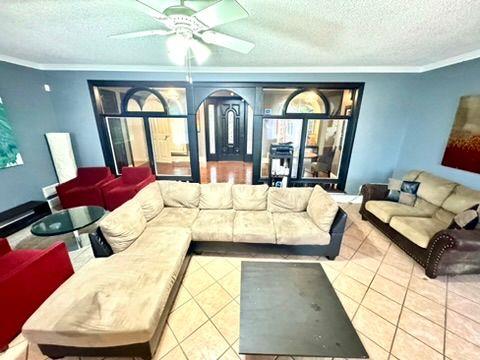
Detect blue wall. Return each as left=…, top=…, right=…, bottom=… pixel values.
left=0, top=62, right=59, bottom=212
left=45, top=70, right=418, bottom=194
left=396, top=59, right=480, bottom=190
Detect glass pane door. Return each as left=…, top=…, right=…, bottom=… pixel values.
left=149, top=117, right=192, bottom=177
left=105, top=117, right=150, bottom=175
left=302, top=119, right=347, bottom=179
left=261, top=118, right=303, bottom=178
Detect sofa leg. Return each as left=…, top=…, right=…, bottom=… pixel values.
left=326, top=255, right=336, bottom=261
left=361, top=214, right=367, bottom=221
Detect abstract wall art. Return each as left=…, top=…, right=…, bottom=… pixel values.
left=0, top=97, right=23, bottom=169
left=442, top=95, right=480, bottom=174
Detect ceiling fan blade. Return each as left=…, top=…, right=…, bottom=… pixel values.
left=200, top=30, right=254, bottom=54
left=109, top=29, right=172, bottom=39
left=193, top=0, right=248, bottom=28
left=135, top=0, right=168, bottom=20
left=184, top=0, right=216, bottom=12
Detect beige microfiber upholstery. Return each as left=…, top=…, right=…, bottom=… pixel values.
left=390, top=216, right=446, bottom=248
left=149, top=207, right=199, bottom=229
left=442, top=185, right=480, bottom=214
left=192, top=210, right=235, bottom=241
left=416, top=172, right=456, bottom=207
left=433, top=208, right=456, bottom=227
left=158, top=181, right=200, bottom=208
left=273, top=212, right=330, bottom=245
left=199, top=183, right=233, bottom=209
left=22, top=227, right=191, bottom=348
left=135, top=182, right=164, bottom=221
left=232, top=184, right=268, bottom=211
left=402, top=170, right=422, bottom=181
left=307, top=185, right=339, bottom=232
left=99, top=199, right=146, bottom=253
left=267, top=187, right=313, bottom=213
left=365, top=199, right=437, bottom=223
left=233, top=211, right=275, bottom=244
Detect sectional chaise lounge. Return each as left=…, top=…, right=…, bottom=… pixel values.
left=22, top=182, right=347, bottom=359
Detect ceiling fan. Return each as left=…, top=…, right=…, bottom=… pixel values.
left=110, top=0, right=255, bottom=66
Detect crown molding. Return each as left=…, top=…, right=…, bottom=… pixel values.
left=1, top=50, right=479, bottom=74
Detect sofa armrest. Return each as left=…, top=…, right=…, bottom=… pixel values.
left=330, top=207, right=348, bottom=235
left=425, top=229, right=480, bottom=278
left=101, top=177, right=123, bottom=193
left=360, top=183, right=389, bottom=214
left=134, top=175, right=155, bottom=191
left=89, top=228, right=113, bottom=258
left=0, top=238, right=11, bottom=256
left=56, top=177, right=79, bottom=197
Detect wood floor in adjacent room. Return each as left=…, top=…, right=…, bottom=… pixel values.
left=5, top=203, right=480, bottom=360
left=201, top=161, right=253, bottom=184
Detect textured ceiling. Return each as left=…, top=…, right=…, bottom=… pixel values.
left=1, top=0, right=480, bottom=69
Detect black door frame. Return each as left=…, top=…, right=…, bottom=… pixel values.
left=88, top=80, right=364, bottom=191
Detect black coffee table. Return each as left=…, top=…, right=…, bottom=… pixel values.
left=239, top=262, right=368, bottom=358
left=31, top=206, right=106, bottom=251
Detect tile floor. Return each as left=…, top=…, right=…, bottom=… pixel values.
left=3, top=203, right=480, bottom=360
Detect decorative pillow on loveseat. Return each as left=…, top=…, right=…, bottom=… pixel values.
left=135, top=182, right=164, bottom=221
left=449, top=205, right=479, bottom=230
left=99, top=198, right=147, bottom=253
left=387, top=178, right=420, bottom=206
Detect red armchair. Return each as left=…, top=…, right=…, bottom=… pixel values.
left=56, top=167, right=114, bottom=209
left=102, top=166, right=155, bottom=211
left=0, top=238, right=73, bottom=351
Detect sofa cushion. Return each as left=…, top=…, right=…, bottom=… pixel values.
left=267, top=187, right=313, bottom=213
left=442, top=185, right=480, bottom=214
left=365, top=199, right=437, bottom=223
left=158, top=181, right=200, bottom=208
left=99, top=199, right=146, bottom=253
left=199, top=183, right=233, bottom=209
left=134, top=182, right=164, bottom=221
left=433, top=208, right=456, bottom=227
left=306, top=185, right=339, bottom=232
left=390, top=216, right=446, bottom=248
left=192, top=210, right=235, bottom=241
left=233, top=211, right=275, bottom=244
left=232, top=184, right=268, bottom=211
left=272, top=212, right=330, bottom=245
left=22, top=227, right=191, bottom=348
left=415, top=172, right=456, bottom=207
left=149, top=207, right=199, bottom=229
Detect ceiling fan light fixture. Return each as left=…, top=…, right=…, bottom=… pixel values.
left=166, top=33, right=189, bottom=65
left=189, top=38, right=211, bottom=65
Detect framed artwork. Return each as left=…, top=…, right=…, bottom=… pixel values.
left=0, top=97, right=23, bottom=169
left=441, top=95, right=480, bottom=174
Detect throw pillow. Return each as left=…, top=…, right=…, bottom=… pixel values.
left=387, top=178, right=402, bottom=201
left=449, top=204, right=479, bottom=230
left=135, top=182, right=164, bottom=221
left=306, top=185, right=339, bottom=232
left=398, top=192, right=416, bottom=206
left=401, top=181, right=420, bottom=194
left=99, top=198, right=147, bottom=253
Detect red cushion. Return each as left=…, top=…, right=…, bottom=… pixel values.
left=77, top=167, right=112, bottom=186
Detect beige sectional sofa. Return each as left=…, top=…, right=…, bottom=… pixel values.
left=22, top=182, right=347, bottom=359
left=360, top=171, right=480, bottom=278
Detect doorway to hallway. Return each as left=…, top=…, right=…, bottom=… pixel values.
left=197, top=91, right=254, bottom=184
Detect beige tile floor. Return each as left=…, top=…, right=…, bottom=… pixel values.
left=3, top=203, right=480, bottom=360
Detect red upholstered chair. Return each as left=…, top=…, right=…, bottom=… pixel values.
left=0, top=238, right=73, bottom=351
left=102, top=166, right=155, bottom=211
left=56, top=167, right=114, bottom=209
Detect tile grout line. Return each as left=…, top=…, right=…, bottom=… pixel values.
left=386, top=261, right=415, bottom=360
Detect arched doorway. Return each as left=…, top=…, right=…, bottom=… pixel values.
left=196, top=90, right=254, bottom=184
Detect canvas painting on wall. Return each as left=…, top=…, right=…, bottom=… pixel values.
left=442, top=95, right=480, bottom=174
left=0, top=97, right=23, bottom=169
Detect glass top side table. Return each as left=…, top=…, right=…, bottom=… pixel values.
left=31, top=206, right=106, bottom=250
